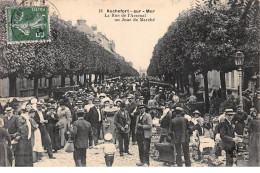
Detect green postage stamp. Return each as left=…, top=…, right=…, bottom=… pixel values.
left=6, top=6, right=50, bottom=44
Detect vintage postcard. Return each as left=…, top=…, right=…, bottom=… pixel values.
left=0, top=0, right=259, bottom=168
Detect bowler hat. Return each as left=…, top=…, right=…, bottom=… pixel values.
left=138, top=104, right=147, bottom=109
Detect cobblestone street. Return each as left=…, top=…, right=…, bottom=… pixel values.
left=34, top=139, right=213, bottom=167
left=34, top=140, right=164, bottom=167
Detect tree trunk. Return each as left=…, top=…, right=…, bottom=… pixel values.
left=203, top=71, right=210, bottom=113
left=8, top=76, right=17, bottom=97
left=48, top=77, right=52, bottom=89
left=69, top=75, right=75, bottom=86
left=172, top=74, right=176, bottom=90
left=176, top=73, right=180, bottom=94
left=89, top=74, right=92, bottom=86
left=83, top=74, right=87, bottom=87
left=180, top=73, right=184, bottom=93
left=192, top=72, right=198, bottom=94
left=102, top=74, right=105, bottom=82
left=220, top=71, right=227, bottom=100
left=61, top=75, right=66, bottom=87
left=77, top=74, right=80, bottom=85
left=99, top=74, right=102, bottom=84
left=34, top=77, right=39, bottom=99
left=94, top=74, right=98, bottom=84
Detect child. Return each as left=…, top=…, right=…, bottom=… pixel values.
left=94, top=133, right=116, bottom=167
left=190, top=130, right=201, bottom=161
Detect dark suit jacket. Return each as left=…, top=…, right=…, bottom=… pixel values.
left=135, top=112, right=153, bottom=139
left=34, top=110, right=51, bottom=147
left=3, top=115, right=19, bottom=139
left=126, top=102, right=136, bottom=115
left=219, top=119, right=235, bottom=150
left=114, top=110, right=131, bottom=134
left=85, top=106, right=99, bottom=128
left=72, top=119, right=93, bottom=148
left=34, top=111, right=47, bottom=125
left=169, top=116, right=192, bottom=143
left=66, top=103, right=76, bottom=122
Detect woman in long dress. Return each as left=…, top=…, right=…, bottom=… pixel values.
left=102, top=99, right=118, bottom=144
left=57, top=101, right=71, bottom=147
left=15, top=116, right=33, bottom=167
left=28, top=109, right=44, bottom=163
left=0, top=118, right=11, bottom=167
left=248, top=108, right=260, bottom=166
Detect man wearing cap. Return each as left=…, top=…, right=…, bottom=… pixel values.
left=140, top=87, right=150, bottom=104
left=71, top=109, right=93, bottom=167
left=154, top=89, right=166, bottom=104
left=169, top=107, right=192, bottom=167
left=219, top=109, right=242, bottom=166
left=35, top=102, right=55, bottom=159
left=135, top=104, right=152, bottom=167
left=114, top=103, right=131, bottom=156
left=46, top=105, right=60, bottom=152
left=232, top=105, right=248, bottom=135
left=159, top=102, right=172, bottom=142
left=85, top=97, right=100, bottom=146
left=126, top=94, right=137, bottom=145
left=192, top=110, right=204, bottom=136
left=3, top=107, right=19, bottom=166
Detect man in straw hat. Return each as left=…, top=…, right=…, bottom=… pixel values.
left=169, top=107, right=192, bottom=167
left=219, top=109, right=242, bottom=166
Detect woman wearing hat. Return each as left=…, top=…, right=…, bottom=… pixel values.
left=15, top=116, right=33, bottom=166
left=0, top=118, right=11, bottom=166
left=247, top=108, right=260, bottom=166
left=28, top=109, right=44, bottom=163
left=57, top=101, right=72, bottom=148
left=100, top=99, right=119, bottom=143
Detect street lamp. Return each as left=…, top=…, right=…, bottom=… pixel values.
left=234, top=51, right=245, bottom=109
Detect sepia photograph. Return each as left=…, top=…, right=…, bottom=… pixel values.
left=0, top=0, right=259, bottom=168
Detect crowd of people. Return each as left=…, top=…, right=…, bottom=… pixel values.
left=0, top=77, right=259, bottom=167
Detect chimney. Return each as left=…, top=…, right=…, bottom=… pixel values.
left=91, top=25, right=97, bottom=31
left=67, top=20, right=72, bottom=26
left=77, top=19, right=86, bottom=25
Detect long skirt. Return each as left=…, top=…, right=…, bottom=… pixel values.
left=15, top=138, right=33, bottom=167
left=33, top=129, right=44, bottom=153
left=0, top=141, right=10, bottom=166
left=59, top=118, right=68, bottom=147
left=102, top=116, right=116, bottom=144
